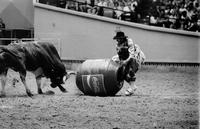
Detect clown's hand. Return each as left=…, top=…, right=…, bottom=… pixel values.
left=112, top=55, right=121, bottom=64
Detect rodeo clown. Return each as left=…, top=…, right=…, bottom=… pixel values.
left=112, top=31, right=146, bottom=96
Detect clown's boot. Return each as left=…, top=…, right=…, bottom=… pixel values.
left=125, top=81, right=138, bottom=96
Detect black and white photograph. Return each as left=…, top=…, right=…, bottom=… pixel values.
left=0, top=0, right=199, bottom=128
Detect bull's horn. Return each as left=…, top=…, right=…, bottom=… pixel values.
left=63, top=75, right=68, bottom=83
left=67, top=71, right=77, bottom=75
left=63, top=71, right=77, bottom=83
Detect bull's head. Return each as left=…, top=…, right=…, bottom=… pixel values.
left=49, top=68, right=67, bottom=92
left=49, top=69, right=76, bottom=92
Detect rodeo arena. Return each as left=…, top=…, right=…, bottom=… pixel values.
left=0, top=0, right=200, bottom=128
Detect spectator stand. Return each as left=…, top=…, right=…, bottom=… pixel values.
left=38, top=0, right=140, bottom=21
left=37, top=0, right=200, bottom=32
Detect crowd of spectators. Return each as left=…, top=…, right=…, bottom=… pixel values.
left=64, top=0, right=140, bottom=22
left=149, top=0, right=200, bottom=32
left=39, top=0, right=200, bottom=32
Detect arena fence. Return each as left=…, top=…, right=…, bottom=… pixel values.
left=62, top=59, right=200, bottom=71
left=0, top=38, right=199, bottom=70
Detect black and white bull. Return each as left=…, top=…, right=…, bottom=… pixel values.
left=0, top=42, right=69, bottom=97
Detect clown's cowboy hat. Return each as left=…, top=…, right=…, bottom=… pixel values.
left=113, top=31, right=127, bottom=40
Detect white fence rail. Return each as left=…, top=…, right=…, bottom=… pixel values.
left=0, top=38, right=61, bottom=56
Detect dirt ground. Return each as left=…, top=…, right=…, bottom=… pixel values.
left=0, top=65, right=199, bottom=129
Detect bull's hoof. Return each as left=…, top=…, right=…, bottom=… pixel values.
left=38, top=89, right=43, bottom=94
left=61, top=89, right=67, bottom=93
left=0, top=94, right=6, bottom=98
left=27, top=92, right=33, bottom=97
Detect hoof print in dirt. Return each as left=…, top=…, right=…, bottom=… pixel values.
left=0, top=94, right=6, bottom=98
left=44, top=90, right=55, bottom=95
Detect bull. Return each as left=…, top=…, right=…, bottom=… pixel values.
left=0, top=42, right=69, bottom=97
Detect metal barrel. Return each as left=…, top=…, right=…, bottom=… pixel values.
left=76, top=59, right=124, bottom=96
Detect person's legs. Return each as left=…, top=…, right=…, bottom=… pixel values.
left=124, top=58, right=139, bottom=96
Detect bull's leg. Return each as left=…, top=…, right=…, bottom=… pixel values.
left=33, top=67, right=44, bottom=94
left=19, top=72, right=33, bottom=97
left=36, top=76, right=43, bottom=94
left=0, top=70, right=8, bottom=97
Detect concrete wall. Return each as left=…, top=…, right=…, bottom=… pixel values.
left=34, top=3, right=200, bottom=63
